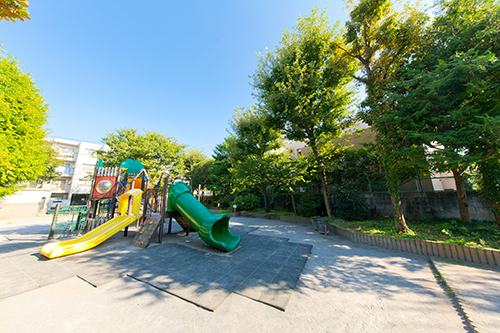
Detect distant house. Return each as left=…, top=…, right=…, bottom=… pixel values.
left=283, top=122, right=377, bottom=157
left=282, top=122, right=456, bottom=192
left=0, top=138, right=107, bottom=218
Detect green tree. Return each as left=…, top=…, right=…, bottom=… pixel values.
left=0, top=55, right=51, bottom=198
left=208, top=135, right=238, bottom=199
left=338, top=0, right=428, bottom=231
left=38, top=140, right=63, bottom=182
left=96, top=128, right=186, bottom=177
left=228, top=105, right=286, bottom=212
left=184, top=148, right=208, bottom=172
left=325, top=145, right=385, bottom=192
left=184, top=148, right=213, bottom=190
left=253, top=8, right=357, bottom=218
left=0, top=0, right=30, bottom=22
left=393, top=0, right=500, bottom=224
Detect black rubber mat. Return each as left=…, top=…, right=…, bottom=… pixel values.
left=1, top=227, right=312, bottom=311
left=127, top=234, right=312, bottom=311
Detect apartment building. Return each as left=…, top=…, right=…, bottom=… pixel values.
left=44, top=138, right=107, bottom=209
left=0, top=138, right=107, bottom=218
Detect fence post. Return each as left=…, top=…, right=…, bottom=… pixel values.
left=48, top=203, right=60, bottom=239
left=417, top=175, right=423, bottom=192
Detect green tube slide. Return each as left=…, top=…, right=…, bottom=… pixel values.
left=167, top=181, right=241, bottom=252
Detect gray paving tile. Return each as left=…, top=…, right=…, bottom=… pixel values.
left=168, top=279, right=231, bottom=311
left=0, top=274, right=39, bottom=299
left=2, top=223, right=312, bottom=311
left=258, top=287, right=294, bottom=311
left=0, top=240, right=46, bottom=257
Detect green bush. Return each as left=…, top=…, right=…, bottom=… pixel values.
left=333, top=190, right=369, bottom=221
left=298, top=190, right=325, bottom=217
left=215, top=196, right=234, bottom=208
left=232, top=193, right=261, bottom=211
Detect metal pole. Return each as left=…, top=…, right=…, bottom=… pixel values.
left=159, top=175, right=170, bottom=243
left=48, top=203, right=60, bottom=239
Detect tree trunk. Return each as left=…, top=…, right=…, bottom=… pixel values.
left=451, top=168, right=471, bottom=223
left=479, top=161, right=500, bottom=228
left=385, top=168, right=408, bottom=233
left=309, top=142, right=333, bottom=218
left=261, top=186, right=270, bottom=213
left=289, top=188, right=298, bottom=215
left=389, top=191, right=408, bottom=233
left=488, top=200, right=500, bottom=228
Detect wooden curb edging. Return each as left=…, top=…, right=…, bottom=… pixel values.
left=326, top=223, right=500, bottom=267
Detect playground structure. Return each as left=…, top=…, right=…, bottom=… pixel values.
left=40, top=189, right=143, bottom=259
left=40, top=159, right=241, bottom=259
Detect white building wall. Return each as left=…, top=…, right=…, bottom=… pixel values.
left=0, top=138, right=108, bottom=217
left=45, top=138, right=107, bottom=208
left=282, top=141, right=309, bottom=158
left=0, top=189, right=51, bottom=218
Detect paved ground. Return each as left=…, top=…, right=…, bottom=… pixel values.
left=0, top=215, right=499, bottom=332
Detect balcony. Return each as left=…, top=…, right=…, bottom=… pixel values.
left=59, top=152, right=76, bottom=161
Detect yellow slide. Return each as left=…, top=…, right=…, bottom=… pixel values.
left=40, top=189, right=143, bottom=259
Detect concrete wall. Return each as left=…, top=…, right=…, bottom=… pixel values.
left=358, top=191, right=495, bottom=221
left=0, top=189, right=51, bottom=218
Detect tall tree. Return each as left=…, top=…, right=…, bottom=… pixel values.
left=338, top=0, right=428, bottom=231
left=184, top=148, right=213, bottom=191
left=0, top=0, right=30, bottom=22
left=208, top=135, right=238, bottom=198
left=393, top=0, right=500, bottom=224
left=96, top=128, right=186, bottom=176
left=253, top=8, right=357, bottom=218
left=0, top=55, right=51, bottom=198
left=229, top=105, right=289, bottom=212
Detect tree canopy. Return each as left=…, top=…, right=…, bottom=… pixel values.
left=96, top=128, right=186, bottom=176
left=184, top=148, right=213, bottom=190
left=0, top=0, right=30, bottom=22
left=253, top=8, right=357, bottom=217
left=0, top=55, right=51, bottom=198
left=338, top=0, right=428, bottom=231
left=228, top=105, right=294, bottom=212
left=393, top=0, right=500, bottom=224
left=208, top=135, right=238, bottom=199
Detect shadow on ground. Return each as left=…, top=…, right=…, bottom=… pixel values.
left=0, top=224, right=311, bottom=311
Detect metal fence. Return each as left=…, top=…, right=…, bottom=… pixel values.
left=84, top=199, right=115, bottom=233
left=48, top=204, right=88, bottom=239
left=364, top=177, right=459, bottom=193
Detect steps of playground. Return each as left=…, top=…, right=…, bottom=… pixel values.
left=130, top=217, right=162, bottom=248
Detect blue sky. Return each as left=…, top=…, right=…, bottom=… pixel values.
left=0, top=1, right=431, bottom=156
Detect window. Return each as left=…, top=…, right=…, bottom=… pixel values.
left=64, top=163, right=74, bottom=174
left=51, top=179, right=68, bottom=191
left=79, top=178, right=92, bottom=186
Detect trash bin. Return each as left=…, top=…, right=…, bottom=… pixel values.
left=310, top=216, right=329, bottom=235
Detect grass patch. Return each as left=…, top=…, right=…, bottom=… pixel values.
left=329, top=218, right=500, bottom=250
left=214, top=209, right=232, bottom=213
